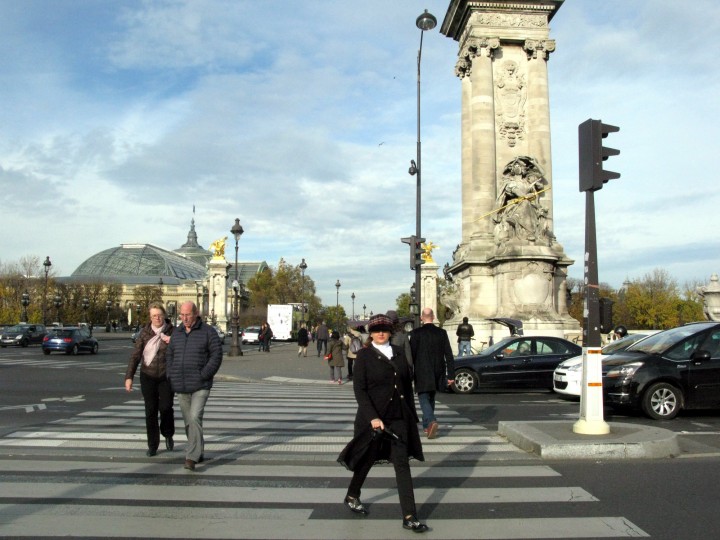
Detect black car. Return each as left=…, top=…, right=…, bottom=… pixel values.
left=603, top=321, right=720, bottom=420
left=453, top=335, right=582, bottom=393
left=42, top=326, right=99, bottom=355
left=0, top=324, right=47, bottom=347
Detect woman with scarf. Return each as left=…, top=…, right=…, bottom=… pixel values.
left=338, top=313, right=428, bottom=533
left=125, top=302, right=175, bottom=456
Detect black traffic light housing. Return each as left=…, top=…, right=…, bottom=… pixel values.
left=599, top=297, right=614, bottom=334
left=401, top=235, right=426, bottom=270
left=579, top=119, right=620, bottom=192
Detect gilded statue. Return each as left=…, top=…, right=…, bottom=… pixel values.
left=421, top=241, right=438, bottom=264
left=209, top=236, right=227, bottom=259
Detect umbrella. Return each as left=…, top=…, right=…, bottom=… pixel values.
left=337, top=427, right=399, bottom=471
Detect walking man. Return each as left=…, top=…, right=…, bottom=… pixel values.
left=316, top=320, right=329, bottom=357
left=455, top=316, right=475, bottom=357
left=409, top=308, right=454, bottom=439
left=166, top=301, right=223, bottom=471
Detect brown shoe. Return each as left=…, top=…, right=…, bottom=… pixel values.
left=427, top=421, right=439, bottom=439
left=184, top=459, right=196, bottom=471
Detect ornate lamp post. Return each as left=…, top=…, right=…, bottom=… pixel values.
left=299, top=258, right=308, bottom=324
left=363, top=304, right=367, bottom=319
left=335, top=279, right=341, bottom=331
left=135, top=304, right=141, bottom=330
left=81, top=297, right=89, bottom=323
left=351, top=292, right=356, bottom=320
left=42, top=256, right=52, bottom=325
left=229, top=218, right=244, bottom=357
left=53, top=294, right=62, bottom=326
left=408, top=9, right=437, bottom=327
left=105, top=300, right=112, bottom=332
left=21, top=291, right=30, bottom=323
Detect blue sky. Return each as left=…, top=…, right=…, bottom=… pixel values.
left=2, top=0, right=719, bottom=315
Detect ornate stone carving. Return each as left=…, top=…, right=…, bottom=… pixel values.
left=440, top=278, right=462, bottom=321
left=493, top=156, right=551, bottom=247
left=524, top=39, right=556, bottom=60
left=697, top=274, right=720, bottom=322
left=473, top=12, right=547, bottom=29
left=495, top=60, right=526, bottom=146
left=455, top=37, right=499, bottom=78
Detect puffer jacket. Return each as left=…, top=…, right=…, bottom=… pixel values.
left=125, top=320, right=174, bottom=381
left=166, top=317, right=223, bottom=393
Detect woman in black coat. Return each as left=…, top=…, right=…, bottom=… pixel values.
left=338, top=314, right=428, bottom=533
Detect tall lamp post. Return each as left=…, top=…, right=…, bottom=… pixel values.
left=299, top=258, right=308, bottom=324
left=135, top=304, right=141, bottom=330
left=363, top=304, right=367, bottom=319
left=335, top=279, right=341, bottom=331
left=408, top=9, right=437, bottom=327
left=351, top=292, right=356, bottom=320
left=53, top=294, right=62, bottom=326
left=229, top=218, right=244, bottom=357
left=105, top=300, right=112, bottom=332
left=42, top=256, right=52, bottom=325
left=81, top=297, right=89, bottom=324
left=21, top=291, right=30, bottom=323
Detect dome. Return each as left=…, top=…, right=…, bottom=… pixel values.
left=71, top=244, right=207, bottom=284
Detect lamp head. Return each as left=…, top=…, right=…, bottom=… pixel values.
left=231, top=218, right=244, bottom=242
left=416, top=9, right=437, bottom=31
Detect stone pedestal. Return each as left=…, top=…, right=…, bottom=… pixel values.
left=420, top=263, right=440, bottom=320
left=440, top=0, right=580, bottom=340
left=206, top=257, right=230, bottom=328
left=698, top=274, right=720, bottom=322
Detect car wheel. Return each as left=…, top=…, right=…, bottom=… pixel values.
left=91, top=343, right=99, bottom=354
left=43, top=349, right=51, bottom=355
left=71, top=344, right=79, bottom=356
left=642, top=382, right=682, bottom=420
left=20, top=338, right=29, bottom=347
left=453, top=368, right=478, bottom=394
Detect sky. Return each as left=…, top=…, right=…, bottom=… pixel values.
left=2, top=0, right=719, bottom=316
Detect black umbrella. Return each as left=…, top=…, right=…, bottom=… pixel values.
left=337, top=427, right=400, bottom=471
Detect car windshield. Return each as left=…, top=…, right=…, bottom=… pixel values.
left=478, top=336, right=517, bottom=356
left=602, top=334, right=647, bottom=354
left=627, top=324, right=715, bottom=355
left=5, top=325, right=27, bottom=333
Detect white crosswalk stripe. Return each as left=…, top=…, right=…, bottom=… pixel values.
left=0, top=381, right=649, bottom=538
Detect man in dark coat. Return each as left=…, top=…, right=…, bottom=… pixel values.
left=409, top=307, right=455, bottom=439
left=456, top=316, right=475, bottom=357
left=166, top=301, right=223, bottom=471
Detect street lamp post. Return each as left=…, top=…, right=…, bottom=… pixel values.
left=53, top=294, right=62, bottom=326
left=81, top=297, right=89, bottom=324
left=135, top=304, right=141, bottom=330
left=299, top=258, right=308, bottom=324
left=229, top=218, right=244, bottom=357
left=363, top=304, right=367, bottom=319
left=21, top=291, right=30, bottom=323
left=42, top=256, right=52, bottom=325
left=408, top=9, right=437, bottom=327
left=335, top=279, right=341, bottom=332
left=105, top=300, right=112, bottom=332
left=351, top=292, right=356, bottom=320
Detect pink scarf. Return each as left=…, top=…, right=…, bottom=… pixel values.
left=142, top=325, right=164, bottom=366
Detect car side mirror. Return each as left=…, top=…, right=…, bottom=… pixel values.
left=494, top=353, right=505, bottom=361
left=692, top=350, right=712, bottom=361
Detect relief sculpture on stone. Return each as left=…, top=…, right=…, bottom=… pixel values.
left=495, top=59, right=526, bottom=146
left=493, top=156, right=550, bottom=248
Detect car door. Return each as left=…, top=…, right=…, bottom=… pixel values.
left=479, top=338, right=533, bottom=386
left=683, top=328, right=720, bottom=407
left=526, top=338, right=573, bottom=387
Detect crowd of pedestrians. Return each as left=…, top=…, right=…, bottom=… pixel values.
left=124, top=301, right=459, bottom=533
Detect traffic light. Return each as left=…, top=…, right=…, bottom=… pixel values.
left=401, top=235, right=426, bottom=270
left=599, top=297, right=614, bottom=334
left=578, top=119, right=620, bottom=192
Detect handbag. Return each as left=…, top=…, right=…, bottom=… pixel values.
left=324, top=352, right=333, bottom=361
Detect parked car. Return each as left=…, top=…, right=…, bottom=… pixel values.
left=603, top=321, right=720, bottom=420
left=212, top=325, right=225, bottom=344
left=453, top=335, right=582, bottom=394
left=42, top=326, right=99, bottom=355
left=241, top=326, right=261, bottom=344
left=553, top=333, right=653, bottom=397
left=0, top=324, right=47, bottom=347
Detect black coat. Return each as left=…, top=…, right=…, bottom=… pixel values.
left=125, top=320, right=174, bottom=381
left=409, top=323, right=455, bottom=393
left=166, top=317, right=223, bottom=393
left=340, top=344, right=424, bottom=467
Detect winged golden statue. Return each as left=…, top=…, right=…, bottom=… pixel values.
left=209, top=236, right=227, bottom=260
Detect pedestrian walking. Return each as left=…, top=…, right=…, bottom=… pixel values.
left=124, top=302, right=175, bottom=457
left=316, top=320, right=329, bottom=357
left=409, top=308, right=455, bottom=439
left=297, top=323, right=309, bottom=357
left=166, top=301, right=223, bottom=471
left=387, top=310, right=413, bottom=368
left=261, top=322, right=273, bottom=352
left=338, top=313, right=428, bottom=533
left=344, top=325, right=364, bottom=381
left=327, top=330, right=345, bottom=384
left=455, top=316, right=475, bottom=357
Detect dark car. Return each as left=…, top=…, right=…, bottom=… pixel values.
left=453, top=335, right=582, bottom=393
left=42, top=326, right=99, bottom=355
left=0, top=324, right=47, bottom=347
left=602, top=321, right=720, bottom=420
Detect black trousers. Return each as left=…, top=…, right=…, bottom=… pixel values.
left=139, top=372, right=175, bottom=451
left=346, top=418, right=417, bottom=518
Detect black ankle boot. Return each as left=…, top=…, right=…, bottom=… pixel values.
left=402, top=515, right=428, bottom=533
left=344, top=496, right=368, bottom=516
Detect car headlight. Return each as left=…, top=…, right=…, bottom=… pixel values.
left=605, top=362, right=643, bottom=379
left=563, top=363, right=582, bottom=372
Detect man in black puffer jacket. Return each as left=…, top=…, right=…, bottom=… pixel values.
left=166, top=301, right=223, bottom=471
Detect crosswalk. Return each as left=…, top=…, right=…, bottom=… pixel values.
left=0, top=381, right=650, bottom=538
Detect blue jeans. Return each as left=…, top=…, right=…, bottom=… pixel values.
left=418, top=391, right=436, bottom=429
left=177, top=388, right=210, bottom=462
left=458, top=340, right=471, bottom=357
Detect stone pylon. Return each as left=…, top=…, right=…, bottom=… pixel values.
left=439, top=0, right=580, bottom=341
